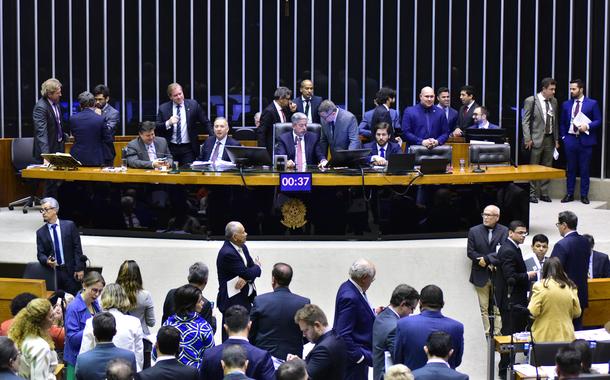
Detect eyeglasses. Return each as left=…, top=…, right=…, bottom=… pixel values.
left=481, top=213, right=499, bottom=218
left=514, top=231, right=529, bottom=236
left=555, top=222, right=563, bottom=227
left=40, top=207, right=55, bottom=213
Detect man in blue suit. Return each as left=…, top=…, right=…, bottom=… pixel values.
left=436, top=87, right=458, bottom=134
left=393, top=285, right=464, bottom=372
left=551, top=211, right=591, bottom=329
left=359, top=88, right=402, bottom=141
left=216, top=222, right=262, bottom=341
left=249, top=262, right=310, bottom=361
left=135, top=326, right=198, bottom=380
left=75, top=312, right=136, bottom=380
left=93, top=84, right=120, bottom=166
left=559, top=79, right=601, bottom=204
left=372, top=284, right=419, bottom=380
left=275, top=112, right=327, bottom=169
left=200, top=305, right=275, bottom=380
left=36, top=197, right=84, bottom=296
left=293, top=79, right=322, bottom=124
left=358, top=106, right=401, bottom=140
left=469, top=106, right=500, bottom=129
left=318, top=100, right=361, bottom=160
left=69, top=91, right=113, bottom=167
left=220, top=345, right=253, bottom=380
left=402, top=87, right=450, bottom=149
left=197, top=117, right=241, bottom=163
left=156, top=82, right=211, bottom=165
left=583, top=234, right=610, bottom=278
left=364, top=122, right=403, bottom=166
left=334, top=258, right=377, bottom=380
left=411, top=332, right=469, bottom=380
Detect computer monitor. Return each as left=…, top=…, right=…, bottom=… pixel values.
left=327, top=148, right=371, bottom=168
left=225, top=146, right=272, bottom=166
left=464, top=128, right=506, bottom=143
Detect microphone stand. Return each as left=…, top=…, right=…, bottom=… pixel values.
left=507, top=281, right=515, bottom=380
left=528, top=323, right=541, bottom=380
left=473, top=153, right=486, bottom=173
left=487, top=265, right=497, bottom=380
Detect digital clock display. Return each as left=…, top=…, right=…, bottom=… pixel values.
left=279, top=173, right=312, bottom=192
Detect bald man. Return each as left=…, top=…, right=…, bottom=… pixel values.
left=402, top=86, right=450, bottom=149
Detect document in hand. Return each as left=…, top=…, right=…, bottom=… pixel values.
left=572, top=111, right=592, bottom=135
left=226, top=276, right=241, bottom=298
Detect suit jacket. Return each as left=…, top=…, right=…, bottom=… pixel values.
left=135, top=357, right=199, bottom=380
left=125, top=136, right=173, bottom=169
left=550, top=232, right=591, bottom=308
left=468, top=122, right=500, bottom=129
left=560, top=97, right=601, bottom=147
left=393, top=310, right=464, bottom=371
left=305, top=329, right=347, bottom=380
left=372, top=307, right=400, bottom=380
left=199, top=339, right=275, bottom=380
left=156, top=99, right=211, bottom=155
left=528, top=279, right=581, bottom=342
left=0, top=370, right=24, bottom=380
left=258, top=101, right=292, bottom=156
left=248, top=287, right=310, bottom=360
left=216, top=240, right=262, bottom=313
left=75, top=343, right=136, bottom=380
left=101, top=104, right=120, bottom=163
left=197, top=136, right=242, bottom=162
left=437, top=105, right=459, bottom=132
left=319, top=108, right=361, bottom=156
left=162, top=287, right=216, bottom=332
left=457, top=102, right=479, bottom=130
left=333, top=280, right=375, bottom=368
left=495, top=239, right=529, bottom=311
left=275, top=131, right=326, bottom=165
left=466, top=223, right=509, bottom=287
left=411, top=362, right=469, bottom=380
left=522, top=95, right=559, bottom=148
left=402, top=104, right=450, bottom=146
left=36, top=219, right=84, bottom=276
left=33, top=97, right=66, bottom=161
left=358, top=108, right=402, bottom=139
left=294, top=95, right=323, bottom=123
left=69, top=108, right=113, bottom=166
left=364, top=141, right=402, bottom=163
left=222, top=372, right=254, bottom=380
left=592, top=250, right=610, bottom=278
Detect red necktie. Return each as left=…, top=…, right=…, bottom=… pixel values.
left=463, top=105, right=469, bottom=116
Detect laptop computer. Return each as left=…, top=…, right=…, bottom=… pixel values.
left=419, top=158, right=450, bottom=174
left=385, top=153, right=416, bottom=174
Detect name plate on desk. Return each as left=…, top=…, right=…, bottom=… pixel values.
left=279, top=173, right=312, bottom=192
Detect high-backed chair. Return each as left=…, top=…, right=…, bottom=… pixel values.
left=528, top=341, right=571, bottom=366
left=407, top=145, right=453, bottom=165
left=23, top=261, right=57, bottom=291
left=469, top=144, right=511, bottom=166
left=592, top=340, right=610, bottom=363
left=8, top=137, right=42, bottom=213
left=272, top=122, right=322, bottom=163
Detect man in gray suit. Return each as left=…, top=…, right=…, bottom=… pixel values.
left=372, top=284, right=419, bottom=380
left=125, top=121, right=173, bottom=169
left=522, top=77, right=559, bottom=203
left=317, top=100, right=361, bottom=161
left=93, top=84, right=120, bottom=166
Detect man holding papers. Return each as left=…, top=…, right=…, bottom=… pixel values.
left=560, top=79, right=601, bottom=204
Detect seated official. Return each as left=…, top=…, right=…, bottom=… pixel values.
left=468, top=106, right=499, bottom=129
left=197, top=117, right=241, bottom=164
left=69, top=91, right=113, bottom=166
left=126, top=121, right=173, bottom=169
left=275, top=112, right=328, bottom=170
left=364, top=122, right=403, bottom=166
left=402, top=87, right=450, bottom=149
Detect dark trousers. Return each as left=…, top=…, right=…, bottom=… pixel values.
left=498, top=307, right=529, bottom=377
left=56, top=266, right=82, bottom=296
left=168, top=143, right=195, bottom=165
left=344, top=360, right=369, bottom=380
left=564, top=137, right=593, bottom=197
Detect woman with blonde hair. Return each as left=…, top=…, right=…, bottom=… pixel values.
left=8, top=298, right=58, bottom=379
left=80, top=283, right=144, bottom=371
left=528, top=257, right=581, bottom=342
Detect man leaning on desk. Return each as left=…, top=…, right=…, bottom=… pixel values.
left=125, top=121, right=173, bottom=169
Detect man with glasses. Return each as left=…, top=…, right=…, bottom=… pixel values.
left=466, top=205, right=508, bottom=337
left=495, top=220, right=537, bottom=379
left=317, top=99, right=361, bottom=161
left=35, top=197, right=85, bottom=296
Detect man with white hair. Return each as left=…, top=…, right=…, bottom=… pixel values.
left=333, top=258, right=376, bottom=380
left=275, top=112, right=327, bottom=170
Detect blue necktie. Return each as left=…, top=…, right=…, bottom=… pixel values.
left=175, top=104, right=182, bottom=143
left=51, top=224, right=63, bottom=265
left=330, top=121, right=335, bottom=137
left=380, top=147, right=385, bottom=158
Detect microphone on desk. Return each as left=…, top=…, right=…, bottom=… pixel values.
left=473, top=153, right=486, bottom=173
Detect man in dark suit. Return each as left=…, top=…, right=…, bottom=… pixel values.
left=125, top=121, right=173, bottom=169
left=402, top=87, right=450, bottom=149
left=197, top=117, right=241, bottom=163
left=276, top=359, right=308, bottom=380
left=275, top=112, right=327, bottom=169
left=200, top=305, right=275, bottom=380
left=358, top=105, right=401, bottom=141
left=216, top=221, right=262, bottom=341
left=69, top=91, right=113, bottom=167
left=469, top=106, right=500, bottom=129
left=36, top=197, right=84, bottom=296
left=156, top=82, right=211, bottom=165
left=291, top=304, right=348, bottom=379
left=93, top=84, right=120, bottom=166
left=333, top=258, right=376, bottom=380
left=551, top=211, right=591, bottom=328
left=136, top=326, right=198, bottom=380
left=318, top=99, right=361, bottom=159
left=249, top=263, right=310, bottom=361
left=372, top=284, right=419, bottom=380
left=220, top=345, right=253, bottom=380
left=559, top=79, right=602, bottom=204
left=258, top=87, right=294, bottom=156
left=495, top=220, right=537, bottom=379
left=369, top=87, right=402, bottom=140
left=364, top=122, right=403, bottom=166
left=456, top=85, right=478, bottom=134
left=393, top=285, right=464, bottom=372
left=583, top=234, right=610, bottom=278
left=436, top=87, right=459, bottom=134
left=411, top=332, right=469, bottom=380
left=466, top=205, right=508, bottom=337
left=522, top=78, right=559, bottom=203
left=294, top=79, right=322, bottom=124
left=75, top=312, right=136, bottom=380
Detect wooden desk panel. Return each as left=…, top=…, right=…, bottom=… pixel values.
left=584, top=278, right=610, bottom=327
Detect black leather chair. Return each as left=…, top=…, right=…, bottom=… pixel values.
left=592, top=340, right=610, bottom=363
left=407, top=145, right=453, bottom=165
left=8, top=138, right=42, bottom=213
left=23, top=261, right=57, bottom=291
left=528, top=341, right=571, bottom=366
left=469, top=144, right=511, bottom=166
left=231, top=127, right=257, bottom=141
left=272, top=122, right=322, bottom=163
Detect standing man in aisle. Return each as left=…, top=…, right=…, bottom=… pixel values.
left=93, top=84, right=120, bottom=166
